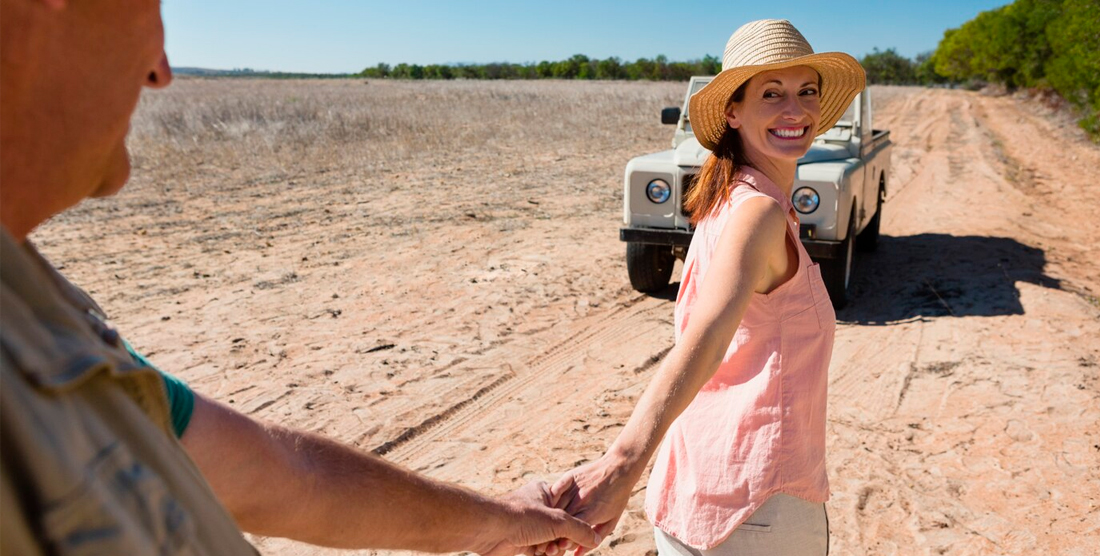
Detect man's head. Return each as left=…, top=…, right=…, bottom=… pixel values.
left=1, top=0, right=171, bottom=241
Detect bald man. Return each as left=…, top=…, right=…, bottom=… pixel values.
left=0, top=1, right=596, bottom=554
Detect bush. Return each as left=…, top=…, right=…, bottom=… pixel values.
left=1045, top=0, right=1100, bottom=134
left=927, top=0, right=1100, bottom=140
left=861, top=48, right=917, bottom=85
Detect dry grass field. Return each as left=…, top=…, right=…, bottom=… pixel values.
left=34, top=79, right=1100, bottom=555
left=126, top=78, right=687, bottom=177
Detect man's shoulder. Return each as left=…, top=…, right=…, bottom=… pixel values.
left=1, top=349, right=253, bottom=555
left=1, top=229, right=172, bottom=430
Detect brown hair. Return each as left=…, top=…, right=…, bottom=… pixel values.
left=684, top=82, right=750, bottom=225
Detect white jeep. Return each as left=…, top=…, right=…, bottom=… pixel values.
left=620, top=76, right=892, bottom=308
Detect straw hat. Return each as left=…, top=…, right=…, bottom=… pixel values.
left=691, top=19, right=866, bottom=151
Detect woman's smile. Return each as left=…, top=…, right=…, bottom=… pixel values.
left=769, top=125, right=809, bottom=139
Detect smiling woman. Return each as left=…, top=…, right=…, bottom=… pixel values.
left=546, top=19, right=865, bottom=556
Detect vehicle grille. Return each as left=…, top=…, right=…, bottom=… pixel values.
left=681, top=174, right=697, bottom=217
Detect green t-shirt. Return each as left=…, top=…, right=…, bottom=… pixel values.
left=123, top=340, right=195, bottom=438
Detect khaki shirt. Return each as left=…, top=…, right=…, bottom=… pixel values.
left=1, top=230, right=256, bottom=555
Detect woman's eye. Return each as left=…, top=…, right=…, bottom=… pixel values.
left=764, top=91, right=780, bottom=98
left=801, top=88, right=819, bottom=96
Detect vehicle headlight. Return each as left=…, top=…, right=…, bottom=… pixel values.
left=646, top=179, right=671, bottom=204
left=792, top=187, right=820, bottom=214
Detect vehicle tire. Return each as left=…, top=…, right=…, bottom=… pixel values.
left=856, top=185, right=883, bottom=252
left=821, top=211, right=856, bottom=309
left=626, top=242, right=674, bottom=293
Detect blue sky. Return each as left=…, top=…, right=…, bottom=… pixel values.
left=164, top=1, right=1011, bottom=74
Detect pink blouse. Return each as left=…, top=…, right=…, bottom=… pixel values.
left=645, top=166, right=836, bottom=549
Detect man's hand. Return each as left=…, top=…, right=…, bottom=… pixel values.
left=479, top=480, right=602, bottom=556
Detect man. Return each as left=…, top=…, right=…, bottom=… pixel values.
left=0, top=1, right=597, bottom=554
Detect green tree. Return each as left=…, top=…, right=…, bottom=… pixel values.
left=652, top=54, right=669, bottom=80
left=700, top=54, right=722, bottom=75
left=861, top=47, right=917, bottom=84
left=931, top=28, right=977, bottom=83
left=360, top=63, right=390, bottom=78
left=595, top=57, right=623, bottom=79
left=577, top=59, right=595, bottom=79
left=914, top=52, right=946, bottom=85
left=536, top=61, right=553, bottom=78
left=389, top=63, right=409, bottom=79
left=1011, top=0, right=1062, bottom=86
left=1046, top=0, right=1100, bottom=135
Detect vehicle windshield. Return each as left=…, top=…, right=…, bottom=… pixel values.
left=682, top=79, right=712, bottom=133
left=817, top=97, right=857, bottom=141
left=834, top=100, right=856, bottom=127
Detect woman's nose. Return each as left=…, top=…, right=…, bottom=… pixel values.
left=780, top=93, right=812, bottom=121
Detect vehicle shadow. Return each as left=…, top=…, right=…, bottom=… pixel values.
left=648, top=282, right=680, bottom=302
left=839, top=233, right=1060, bottom=324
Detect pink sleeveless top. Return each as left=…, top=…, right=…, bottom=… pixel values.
left=645, top=167, right=836, bottom=549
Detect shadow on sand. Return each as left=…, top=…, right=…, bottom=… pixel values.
left=649, top=282, right=680, bottom=302
left=643, top=234, right=1060, bottom=325
left=840, top=233, right=1060, bottom=324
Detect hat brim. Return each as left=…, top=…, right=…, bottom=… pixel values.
left=690, top=52, right=866, bottom=151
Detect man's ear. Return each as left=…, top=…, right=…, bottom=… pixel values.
left=724, top=102, right=741, bottom=130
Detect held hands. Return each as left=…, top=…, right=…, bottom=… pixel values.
left=479, top=480, right=602, bottom=556
left=536, top=455, right=638, bottom=556
left=482, top=452, right=637, bottom=556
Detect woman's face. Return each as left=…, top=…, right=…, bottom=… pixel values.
left=724, top=65, right=822, bottom=164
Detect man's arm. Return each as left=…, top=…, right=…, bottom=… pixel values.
left=180, top=392, right=599, bottom=554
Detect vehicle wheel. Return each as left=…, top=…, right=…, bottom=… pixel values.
left=821, top=211, right=856, bottom=309
left=626, top=242, right=674, bottom=293
left=856, top=185, right=883, bottom=252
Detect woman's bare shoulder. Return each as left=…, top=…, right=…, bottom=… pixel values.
left=716, top=195, right=787, bottom=251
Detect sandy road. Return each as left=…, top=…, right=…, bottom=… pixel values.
left=820, top=89, right=1100, bottom=555
left=250, top=88, right=1099, bottom=556
left=35, top=84, right=1098, bottom=555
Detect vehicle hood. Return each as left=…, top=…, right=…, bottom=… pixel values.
left=672, top=137, right=852, bottom=167
left=798, top=143, right=852, bottom=164
left=672, top=138, right=711, bottom=167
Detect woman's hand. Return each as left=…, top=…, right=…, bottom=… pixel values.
left=535, top=455, right=641, bottom=556
left=479, top=480, right=602, bottom=556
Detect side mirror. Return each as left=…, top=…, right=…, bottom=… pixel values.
left=661, top=107, right=681, bottom=125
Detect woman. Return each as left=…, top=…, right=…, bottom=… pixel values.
left=543, top=19, right=866, bottom=556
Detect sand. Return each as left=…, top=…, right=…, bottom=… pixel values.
left=34, top=82, right=1100, bottom=555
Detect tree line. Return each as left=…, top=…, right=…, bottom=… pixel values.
left=360, top=54, right=721, bottom=81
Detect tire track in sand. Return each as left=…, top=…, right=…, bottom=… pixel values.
left=375, top=294, right=671, bottom=466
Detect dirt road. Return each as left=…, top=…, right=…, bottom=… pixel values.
left=36, top=83, right=1099, bottom=555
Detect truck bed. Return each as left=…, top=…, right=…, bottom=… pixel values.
left=868, top=129, right=891, bottom=150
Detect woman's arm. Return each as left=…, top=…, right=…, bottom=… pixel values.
left=547, top=197, right=789, bottom=554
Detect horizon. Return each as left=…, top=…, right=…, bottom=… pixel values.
left=164, top=1, right=1011, bottom=74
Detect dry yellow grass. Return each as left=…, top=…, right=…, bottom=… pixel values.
left=127, top=78, right=686, bottom=178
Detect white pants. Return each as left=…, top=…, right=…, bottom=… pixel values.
left=654, top=494, right=828, bottom=556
